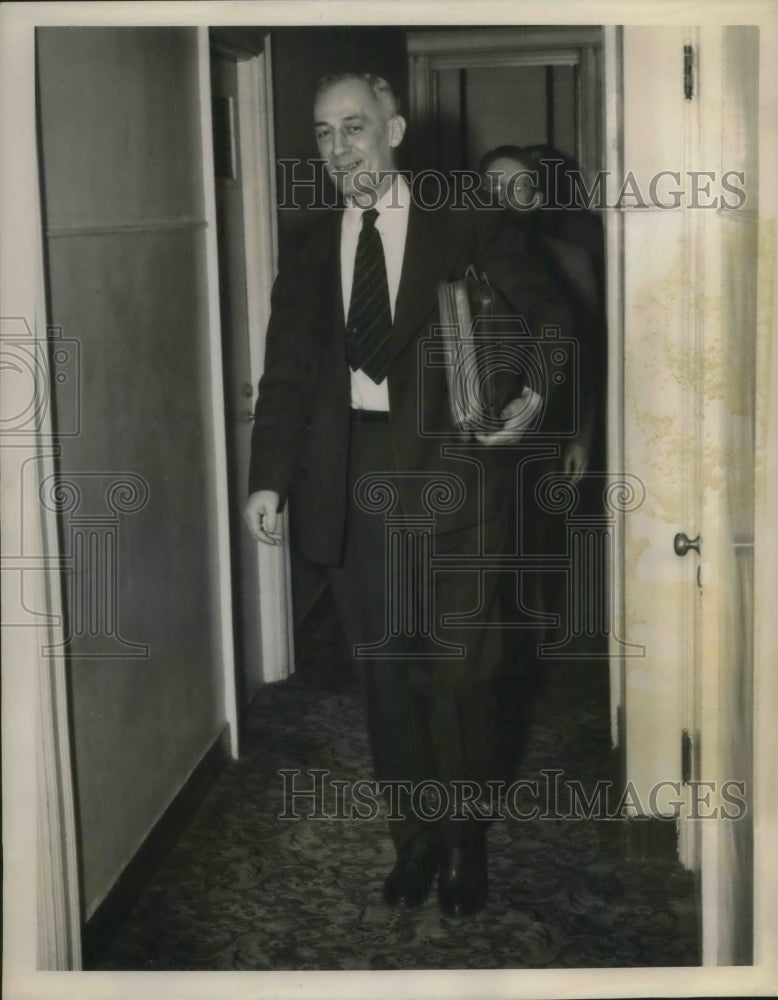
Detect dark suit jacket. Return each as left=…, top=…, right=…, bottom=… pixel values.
left=249, top=199, right=572, bottom=566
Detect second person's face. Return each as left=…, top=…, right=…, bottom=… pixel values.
left=482, top=156, right=540, bottom=211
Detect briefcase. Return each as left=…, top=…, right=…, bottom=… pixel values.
left=437, top=265, right=525, bottom=436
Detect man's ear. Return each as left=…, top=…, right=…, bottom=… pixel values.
left=388, top=114, right=407, bottom=148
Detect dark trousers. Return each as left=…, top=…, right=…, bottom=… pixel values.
left=327, top=416, right=508, bottom=853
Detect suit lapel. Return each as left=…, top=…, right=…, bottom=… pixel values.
left=327, top=210, right=352, bottom=403
left=390, top=202, right=464, bottom=365
left=305, top=208, right=349, bottom=401
left=329, top=209, right=346, bottom=333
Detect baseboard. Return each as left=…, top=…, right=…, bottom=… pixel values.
left=81, top=724, right=231, bottom=969
left=623, top=815, right=679, bottom=862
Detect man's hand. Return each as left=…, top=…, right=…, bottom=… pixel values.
left=475, top=387, right=543, bottom=446
left=244, top=490, right=283, bottom=546
left=562, top=442, right=588, bottom=485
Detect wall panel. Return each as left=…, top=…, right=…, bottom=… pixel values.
left=37, top=27, right=226, bottom=917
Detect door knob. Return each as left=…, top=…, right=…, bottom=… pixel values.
left=674, top=532, right=701, bottom=556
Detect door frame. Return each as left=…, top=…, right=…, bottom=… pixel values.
left=197, top=27, right=240, bottom=755
left=210, top=28, right=296, bottom=687
left=752, top=14, right=778, bottom=966
left=605, top=22, right=778, bottom=968
left=9, top=27, right=244, bottom=968
left=602, top=26, right=626, bottom=755
left=406, top=26, right=603, bottom=179
left=32, top=181, right=83, bottom=970
left=0, top=22, right=83, bottom=970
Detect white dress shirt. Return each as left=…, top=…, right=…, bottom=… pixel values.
left=340, top=173, right=410, bottom=411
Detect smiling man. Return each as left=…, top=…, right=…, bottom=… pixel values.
left=244, top=73, right=572, bottom=918
left=313, top=73, right=404, bottom=205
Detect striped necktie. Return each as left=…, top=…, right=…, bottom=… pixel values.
left=346, top=208, right=392, bottom=384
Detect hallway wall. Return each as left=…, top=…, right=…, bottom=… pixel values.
left=36, top=26, right=227, bottom=919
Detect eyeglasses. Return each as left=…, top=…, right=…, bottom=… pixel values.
left=480, top=173, right=538, bottom=196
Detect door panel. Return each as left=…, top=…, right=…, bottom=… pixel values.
left=619, top=25, right=757, bottom=965
left=211, top=50, right=264, bottom=710
left=620, top=27, right=694, bottom=814
left=211, top=40, right=294, bottom=703
left=695, top=25, right=757, bottom=965
left=36, top=26, right=230, bottom=917
left=621, top=204, right=690, bottom=803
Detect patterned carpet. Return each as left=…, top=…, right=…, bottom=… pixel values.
left=99, top=594, right=700, bottom=971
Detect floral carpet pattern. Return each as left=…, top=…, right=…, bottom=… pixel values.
left=100, top=603, right=699, bottom=971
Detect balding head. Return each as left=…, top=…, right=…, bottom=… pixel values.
left=313, top=73, right=406, bottom=205
left=316, top=73, right=400, bottom=120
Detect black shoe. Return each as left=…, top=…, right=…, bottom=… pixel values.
left=382, top=836, right=440, bottom=908
left=437, top=837, right=488, bottom=917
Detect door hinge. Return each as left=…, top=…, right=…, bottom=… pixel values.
left=681, top=728, right=694, bottom=784
left=684, top=43, right=695, bottom=100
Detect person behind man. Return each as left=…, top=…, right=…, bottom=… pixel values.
left=479, top=144, right=605, bottom=673
left=244, top=75, right=572, bottom=917
left=479, top=143, right=604, bottom=477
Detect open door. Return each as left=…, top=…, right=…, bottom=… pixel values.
left=210, top=31, right=295, bottom=710
left=613, top=25, right=759, bottom=964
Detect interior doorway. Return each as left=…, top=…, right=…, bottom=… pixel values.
left=207, top=23, right=761, bottom=966
left=405, top=24, right=611, bottom=697
left=209, top=29, right=296, bottom=720
left=406, top=26, right=602, bottom=179
left=405, top=24, right=759, bottom=967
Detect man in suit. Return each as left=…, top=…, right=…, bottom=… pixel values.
left=244, top=73, right=570, bottom=917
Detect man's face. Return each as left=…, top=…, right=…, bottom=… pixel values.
left=314, top=79, right=405, bottom=203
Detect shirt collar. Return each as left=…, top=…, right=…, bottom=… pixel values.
left=345, top=173, right=410, bottom=221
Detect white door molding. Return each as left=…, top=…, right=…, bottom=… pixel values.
left=602, top=25, right=625, bottom=752
left=235, top=39, right=295, bottom=684
left=753, top=15, right=778, bottom=971
left=0, top=17, right=83, bottom=966
left=34, top=219, right=83, bottom=969
left=197, top=28, right=240, bottom=754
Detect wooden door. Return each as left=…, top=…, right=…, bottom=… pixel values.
left=210, top=38, right=295, bottom=702
left=616, top=25, right=758, bottom=965
left=693, top=24, right=758, bottom=966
